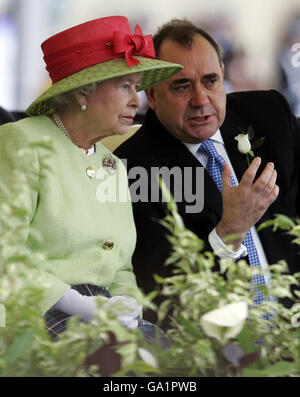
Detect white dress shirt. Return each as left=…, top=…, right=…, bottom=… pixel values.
left=183, top=130, right=271, bottom=285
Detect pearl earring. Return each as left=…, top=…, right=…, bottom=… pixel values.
left=81, top=104, right=87, bottom=111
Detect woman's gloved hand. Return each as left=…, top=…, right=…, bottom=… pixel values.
left=102, top=295, right=142, bottom=329
left=53, top=288, right=142, bottom=328
left=53, top=288, right=98, bottom=323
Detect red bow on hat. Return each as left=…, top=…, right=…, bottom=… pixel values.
left=112, top=24, right=155, bottom=66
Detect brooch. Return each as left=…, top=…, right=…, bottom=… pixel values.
left=103, top=153, right=117, bottom=175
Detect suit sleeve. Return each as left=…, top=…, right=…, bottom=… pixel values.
left=106, top=160, right=142, bottom=302
left=271, top=90, right=300, bottom=216
left=131, top=199, right=174, bottom=295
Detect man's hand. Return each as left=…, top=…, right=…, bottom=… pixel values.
left=216, top=157, right=279, bottom=250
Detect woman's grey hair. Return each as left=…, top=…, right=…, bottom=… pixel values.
left=48, top=81, right=101, bottom=111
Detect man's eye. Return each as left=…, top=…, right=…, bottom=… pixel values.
left=206, top=78, right=218, bottom=87
left=174, top=84, right=190, bottom=92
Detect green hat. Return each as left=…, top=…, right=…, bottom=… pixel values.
left=26, top=16, right=183, bottom=116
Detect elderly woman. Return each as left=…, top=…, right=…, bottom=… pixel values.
left=0, top=16, right=182, bottom=338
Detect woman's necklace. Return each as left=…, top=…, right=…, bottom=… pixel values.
left=52, top=112, right=95, bottom=156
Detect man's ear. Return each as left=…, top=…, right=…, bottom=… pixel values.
left=145, top=88, right=157, bottom=111
left=221, top=65, right=225, bottom=78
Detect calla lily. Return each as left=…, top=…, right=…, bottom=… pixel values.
left=235, top=134, right=251, bottom=154
left=200, top=302, right=248, bottom=344
left=138, top=347, right=158, bottom=368
left=0, top=303, right=5, bottom=327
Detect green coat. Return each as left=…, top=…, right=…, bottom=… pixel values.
left=0, top=115, right=139, bottom=314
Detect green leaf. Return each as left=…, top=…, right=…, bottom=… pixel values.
left=257, top=219, right=277, bottom=232
left=257, top=214, right=295, bottom=232
left=172, top=210, right=185, bottom=231
left=294, top=290, right=300, bottom=298
left=153, top=274, right=165, bottom=284
left=251, top=137, right=265, bottom=150
left=237, top=127, right=247, bottom=135
left=115, top=360, right=162, bottom=376
left=159, top=177, right=177, bottom=212
left=237, top=324, right=257, bottom=354
left=247, top=125, right=255, bottom=139
left=274, top=214, right=295, bottom=229
left=4, top=330, right=34, bottom=368
left=157, top=299, right=172, bottom=324
left=248, top=150, right=254, bottom=157
left=146, top=290, right=158, bottom=301
left=241, top=368, right=269, bottom=377
left=291, top=224, right=300, bottom=231
left=177, top=314, right=203, bottom=339
left=16, top=358, right=32, bottom=377
left=242, top=361, right=298, bottom=377
left=291, top=237, right=300, bottom=245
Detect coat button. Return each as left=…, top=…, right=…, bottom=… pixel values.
left=86, top=167, right=95, bottom=178
left=103, top=241, right=114, bottom=251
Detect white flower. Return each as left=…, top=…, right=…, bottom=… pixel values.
left=138, top=348, right=158, bottom=368
left=200, top=302, right=248, bottom=344
left=234, top=134, right=251, bottom=154
left=0, top=303, right=6, bottom=327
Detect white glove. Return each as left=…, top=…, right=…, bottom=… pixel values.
left=53, top=289, right=142, bottom=328
left=53, top=288, right=97, bottom=323
left=102, top=295, right=142, bottom=329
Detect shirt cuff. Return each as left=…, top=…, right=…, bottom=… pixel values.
left=208, top=228, right=248, bottom=260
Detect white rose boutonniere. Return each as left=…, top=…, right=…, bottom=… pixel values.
left=200, top=301, right=248, bottom=344
left=235, top=126, right=265, bottom=166
left=235, top=134, right=251, bottom=154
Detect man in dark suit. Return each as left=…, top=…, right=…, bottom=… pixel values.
left=0, top=106, right=26, bottom=125
left=115, top=20, right=300, bottom=319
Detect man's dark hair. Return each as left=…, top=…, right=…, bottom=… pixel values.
left=153, top=19, right=224, bottom=67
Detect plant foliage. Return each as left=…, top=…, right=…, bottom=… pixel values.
left=0, top=144, right=299, bottom=377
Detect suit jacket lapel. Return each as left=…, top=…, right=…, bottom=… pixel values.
left=221, top=100, right=268, bottom=183
left=145, top=110, right=223, bottom=216
left=221, top=106, right=250, bottom=182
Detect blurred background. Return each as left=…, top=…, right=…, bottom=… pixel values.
left=0, top=0, right=299, bottom=116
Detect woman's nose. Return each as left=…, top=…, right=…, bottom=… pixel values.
left=131, top=89, right=142, bottom=108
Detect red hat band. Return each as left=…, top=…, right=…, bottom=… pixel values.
left=42, top=16, right=156, bottom=84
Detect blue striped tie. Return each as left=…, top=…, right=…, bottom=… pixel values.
left=199, top=139, right=268, bottom=305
